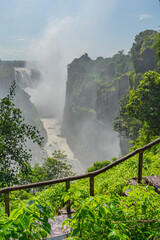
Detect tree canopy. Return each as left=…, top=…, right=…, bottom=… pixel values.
left=129, top=30, right=158, bottom=73
left=114, top=29, right=160, bottom=145
left=31, top=150, right=74, bottom=183
left=0, top=81, right=44, bottom=186
left=114, top=71, right=160, bottom=145
left=127, top=71, right=160, bottom=135
left=113, top=94, right=142, bottom=141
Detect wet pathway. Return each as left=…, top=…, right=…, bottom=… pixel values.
left=48, top=214, right=69, bottom=239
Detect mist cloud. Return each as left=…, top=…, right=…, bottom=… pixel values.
left=26, top=0, right=115, bottom=119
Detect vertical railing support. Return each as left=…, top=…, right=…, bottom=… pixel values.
left=138, top=151, right=143, bottom=183
left=5, top=192, right=10, bottom=216
left=90, top=176, right=94, bottom=196
left=66, top=181, right=71, bottom=215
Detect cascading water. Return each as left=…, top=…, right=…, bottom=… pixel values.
left=15, top=67, right=33, bottom=89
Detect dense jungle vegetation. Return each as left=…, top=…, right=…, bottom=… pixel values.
left=0, top=29, right=160, bottom=239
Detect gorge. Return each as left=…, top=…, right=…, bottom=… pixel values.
left=13, top=54, right=131, bottom=171
left=14, top=65, right=83, bottom=173
left=0, top=29, right=158, bottom=172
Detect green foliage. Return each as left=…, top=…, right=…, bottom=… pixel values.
left=31, top=150, right=74, bottom=183
left=113, top=94, right=142, bottom=140
left=114, top=71, right=160, bottom=144
left=36, top=184, right=66, bottom=214
left=127, top=71, right=160, bottom=142
left=63, top=180, right=90, bottom=210
left=0, top=200, right=54, bottom=239
left=66, top=142, right=160, bottom=197
left=0, top=81, right=44, bottom=186
left=0, top=141, right=159, bottom=238
left=65, top=51, right=132, bottom=121
left=114, top=29, right=160, bottom=146
left=130, top=30, right=158, bottom=73
left=86, top=159, right=110, bottom=173
left=156, top=32, right=160, bottom=68
left=97, top=51, right=132, bottom=95
left=128, top=71, right=144, bottom=90
left=64, top=186, right=160, bottom=239
left=111, top=50, right=133, bottom=78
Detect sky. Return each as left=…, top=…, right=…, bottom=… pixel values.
left=0, top=0, right=160, bottom=61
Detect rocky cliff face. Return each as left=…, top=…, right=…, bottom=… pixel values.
left=96, top=74, right=131, bottom=159
left=62, top=53, right=132, bottom=169
left=0, top=61, right=47, bottom=164
left=96, top=74, right=129, bottom=123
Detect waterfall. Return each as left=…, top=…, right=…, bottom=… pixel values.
left=15, top=67, right=33, bottom=89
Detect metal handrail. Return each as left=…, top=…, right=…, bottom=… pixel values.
left=1, top=137, right=160, bottom=216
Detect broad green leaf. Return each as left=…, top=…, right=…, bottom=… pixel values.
left=36, top=204, right=46, bottom=214
left=26, top=200, right=35, bottom=207
left=18, top=213, right=30, bottom=230
left=9, top=208, right=22, bottom=220
left=72, top=227, right=80, bottom=236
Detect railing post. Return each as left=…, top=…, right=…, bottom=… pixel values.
left=5, top=192, right=10, bottom=216
left=90, top=176, right=94, bottom=196
left=138, top=151, right=143, bottom=183
left=66, top=181, right=71, bottom=215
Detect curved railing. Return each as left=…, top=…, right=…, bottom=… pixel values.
left=0, top=137, right=160, bottom=216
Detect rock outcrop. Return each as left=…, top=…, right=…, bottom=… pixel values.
left=62, top=53, right=132, bottom=169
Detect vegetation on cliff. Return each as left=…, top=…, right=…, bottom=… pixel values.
left=114, top=30, right=160, bottom=148
left=62, top=50, right=133, bottom=166
left=64, top=51, right=132, bottom=119
left=129, top=30, right=158, bottom=74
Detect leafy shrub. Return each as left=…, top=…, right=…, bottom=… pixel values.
left=36, top=183, right=66, bottom=214
left=86, top=160, right=110, bottom=173
left=0, top=199, right=54, bottom=240
left=63, top=186, right=160, bottom=239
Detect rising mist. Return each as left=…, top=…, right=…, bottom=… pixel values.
left=25, top=0, right=115, bottom=120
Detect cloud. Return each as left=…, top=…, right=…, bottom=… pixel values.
left=139, top=14, right=152, bottom=20
left=15, top=38, right=27, bottom=41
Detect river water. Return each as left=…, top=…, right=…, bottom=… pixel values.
left=41, top=117, right=84, bottom=174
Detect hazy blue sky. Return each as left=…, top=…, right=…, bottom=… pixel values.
left=0, top=0, right=160, bottom=60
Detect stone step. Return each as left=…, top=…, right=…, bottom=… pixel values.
left=143, top=175, right=160, bottom=194
left=124, top=175, right=160, bottom=196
